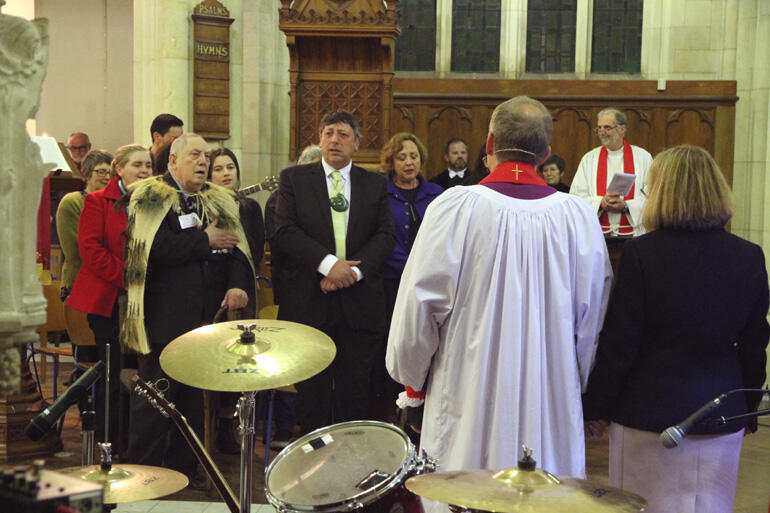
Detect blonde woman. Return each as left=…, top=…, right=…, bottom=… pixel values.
left=582, top=145, right=769, bottom=513
left=68, top=144, right=151, bottom=447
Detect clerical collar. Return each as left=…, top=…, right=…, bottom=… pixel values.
left=448, top=168, right=466, bottom=179
left=479, top=161, right=547, bottom=187
left=321, top=157, right=352, bottom=180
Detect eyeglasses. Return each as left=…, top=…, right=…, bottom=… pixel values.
left=67, top=145, right=90, bottom=152
left=93, top=169, right=111, bottom=177
left=594, top=125, right=618, bottom=133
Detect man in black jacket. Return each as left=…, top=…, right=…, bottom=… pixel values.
left=430, top=137, right=474, bottom=189
left=272, top=111, right=395, bottom=435
left=124, top=133, right=252, bottom=488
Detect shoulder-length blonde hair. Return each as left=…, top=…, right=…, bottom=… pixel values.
left=642, top=145, right=733, bottom=232
left=380, top=132, right=427, bottom=176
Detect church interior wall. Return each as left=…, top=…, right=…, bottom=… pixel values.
left=33, top=0, right=133, bottom=155
left=5, top=0, right=769, bottom=376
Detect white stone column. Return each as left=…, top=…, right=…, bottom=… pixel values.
left=133, top=0, right=194, bottom=146
left=500, top=0, right=526, bottom=78
left=240, top=0, right=290, bottom=192
left=574, top=0, right=593, bottom=78
left=435, top=0, right=452, bottom=76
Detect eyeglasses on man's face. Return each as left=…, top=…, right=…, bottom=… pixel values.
left=68, top=145, right=90, bottom=152
left=594, top=125, right=618, bottom=134
left=93, top=169, right=111, bottom=177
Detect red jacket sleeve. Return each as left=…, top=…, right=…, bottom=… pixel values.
left=78, top=193, right=125, bottom=290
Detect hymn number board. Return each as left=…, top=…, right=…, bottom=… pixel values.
left=192, top=0, right=234, bottom=140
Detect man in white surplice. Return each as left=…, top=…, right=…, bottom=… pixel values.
left=386, top=96, right=613, bottom=496
left=570, top=108, right=652, bottom=237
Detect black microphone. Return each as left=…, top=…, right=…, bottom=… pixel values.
left=25, top=361, right=104, bottom=441
left=659, top=392, right=727, bottom=448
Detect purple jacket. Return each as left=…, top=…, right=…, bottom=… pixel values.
left=382, top=175, right=443, bottom=279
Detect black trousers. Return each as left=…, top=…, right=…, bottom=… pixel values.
left=127, top=344, right=203, bottom=477
left=295, top=296, right=382, bottom=436
left=369, top=277, right=404, bottom=422
left=87, top=305, right=122, bottom=447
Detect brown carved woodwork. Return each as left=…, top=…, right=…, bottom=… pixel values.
left=280, top=0, right=400, bottom=164
left=392, top=79, right=736, bottom=186
left=192, top=0, right=234, bottom=140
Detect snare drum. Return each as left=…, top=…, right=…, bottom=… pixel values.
left=266, top=420, right=437, bottom=513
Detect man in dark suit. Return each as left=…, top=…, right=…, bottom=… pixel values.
left=272, top=111, right=395, bottom=435
left=430, top=137, right=474, bottom=189
left=125, top=133, right=252, bottom=488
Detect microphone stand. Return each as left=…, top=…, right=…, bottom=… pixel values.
left=708, top=407, right=770, bottom=428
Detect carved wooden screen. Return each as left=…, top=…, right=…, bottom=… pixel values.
left=279, top=0, right=400, bottom=165
left=391, top=79, right=736, bottom=186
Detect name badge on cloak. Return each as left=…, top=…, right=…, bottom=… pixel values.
left=178, top=212, right=202, bottom=230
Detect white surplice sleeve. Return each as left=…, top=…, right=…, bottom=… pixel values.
left=569, top=150, right=602, bottom=213
left=568, top=198, right=614, bottom=389
left=385, top=189, right=471, bottom=391
left=624, top=146, right=653, bottom=236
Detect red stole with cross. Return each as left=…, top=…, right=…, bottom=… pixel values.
left=597, top=140, right=635, bottom=235
left=479, top=161, right=548, bottom=186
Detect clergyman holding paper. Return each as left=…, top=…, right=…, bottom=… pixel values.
left=570, top=108, right=652, bottom=237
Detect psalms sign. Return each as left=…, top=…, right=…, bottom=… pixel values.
left=191, top=0, right=234, bottom=140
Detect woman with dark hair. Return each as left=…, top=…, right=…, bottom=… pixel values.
left=582, top=145, right=769, bottom=513
left=208, top=147, right=264, bottom=312
left=375, top=132, right=443, bottom=422
left=68, top=144, right=151, bottom=447
left=207, top=147, right=266, bottom=453
left=56, top=149, right=113, bottom=299
left=537, top=154, right=569, bottom=192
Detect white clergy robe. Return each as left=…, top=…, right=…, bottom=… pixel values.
left=386, top=185, right=612, bottom=503
left=570, top=144, right=652, bottom=236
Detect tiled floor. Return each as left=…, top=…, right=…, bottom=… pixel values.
left=10, top=358, right=770, bottom=512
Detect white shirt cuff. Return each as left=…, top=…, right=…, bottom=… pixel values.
left=318, top=256, right=363, bottom=282
left=318, top=254, right=338, bottom=276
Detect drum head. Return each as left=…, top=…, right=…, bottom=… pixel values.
left=266, top=421, right=411, bottom=510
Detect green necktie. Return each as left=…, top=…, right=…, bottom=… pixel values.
left=330, top=171, right=346, bottom=259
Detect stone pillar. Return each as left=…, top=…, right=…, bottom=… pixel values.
left=0, top=2, right=62, bottom=461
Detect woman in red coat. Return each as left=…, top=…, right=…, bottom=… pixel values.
left=68, top=144, right=152, bottom=448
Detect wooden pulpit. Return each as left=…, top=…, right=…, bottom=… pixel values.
left=279, top=0, right=401, bottom=165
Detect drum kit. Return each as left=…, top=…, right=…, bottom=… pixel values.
left=55, top=319, right=648, bottom=513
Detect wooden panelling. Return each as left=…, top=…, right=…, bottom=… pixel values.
left=392, top=79, right=737, bottom=185
left=280, top=0, right=400, bottom=163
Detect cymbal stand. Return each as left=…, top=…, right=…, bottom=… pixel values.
left=236, top=391, right=256, bottom=513
left=104, top=343, right=111, bottom=448
left=80, top=397, right=95, bottom=466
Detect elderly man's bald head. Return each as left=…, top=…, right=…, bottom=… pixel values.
left=489, top=96, right=552, bottom=166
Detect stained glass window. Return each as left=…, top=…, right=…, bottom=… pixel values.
left=525, top=0, right=577, bottom=73
left=395, top=0, right=437, bottom=71
left=591, top=0, right=643, bottom=72
left=451, top=0, right=501, bottom=73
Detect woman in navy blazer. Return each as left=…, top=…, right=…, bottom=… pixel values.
left=375, top=132, right=443, bottom=422
left=68, top=144, right=152, bottom=447
left=582, top=145, right=769, bottom=513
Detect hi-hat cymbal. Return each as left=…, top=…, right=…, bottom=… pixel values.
left=405, top=468, right=647, bottom=513
left=56, top=464, right=188, bottom=503
left=159, top=319, right=336, bottom=392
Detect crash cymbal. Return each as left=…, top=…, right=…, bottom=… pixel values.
left=56, top=464, right=188, bottom=503
left=405, top=468, right=646, bottom=513
left=159, top=319, right=336, bottom=392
